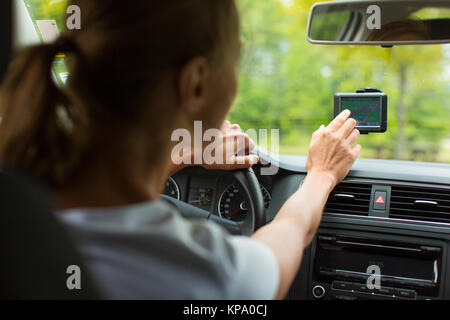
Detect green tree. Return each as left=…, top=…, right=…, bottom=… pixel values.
left=233, top=0, right=450, bottom=162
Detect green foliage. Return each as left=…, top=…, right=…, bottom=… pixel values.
left=310, top=11, right=350, bottom=41
left=24, top=0, right=68, bottom=36
left=233, top=0, right=450, bottom=162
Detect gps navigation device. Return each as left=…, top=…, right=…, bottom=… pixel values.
left=334, top=89, right=388, bottom=134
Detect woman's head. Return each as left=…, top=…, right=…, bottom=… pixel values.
left=0, top=0, right=241, bottom=187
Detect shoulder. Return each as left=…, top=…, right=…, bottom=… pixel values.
left=56, top=200, right=279, bottom=299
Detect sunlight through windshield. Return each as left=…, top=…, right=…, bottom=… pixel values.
left=22, top=0, right=450, bottom=163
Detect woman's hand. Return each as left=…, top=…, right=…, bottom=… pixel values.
left=169, top=121, right=259, bottom=175
left=306, top=110, right=362, bottom=188
left=202, top=120, right=259, bottom=171
left=253, top=110, right=362, bottom=300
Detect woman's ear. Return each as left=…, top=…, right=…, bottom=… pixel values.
left=177, top=57, right=210, bottom=115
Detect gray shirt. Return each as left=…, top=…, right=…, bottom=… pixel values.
left=56, top=200, right=279, bottom=300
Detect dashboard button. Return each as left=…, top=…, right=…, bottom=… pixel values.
left=312, top=285, right=326, bottom=299
left=373, top=191, right=387, bottom=210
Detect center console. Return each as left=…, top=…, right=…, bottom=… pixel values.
left=309, top=231, right=446, bottom=300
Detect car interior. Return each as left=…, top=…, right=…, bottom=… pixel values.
left=1, top=0, right=450, bottom=300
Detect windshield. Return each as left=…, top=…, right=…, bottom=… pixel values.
left=23, top=0, right=450, bottom=163
left=233, top=0, right=450, bottom=163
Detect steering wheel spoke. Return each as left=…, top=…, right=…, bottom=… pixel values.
left=162, top=168, right=266, bottom=237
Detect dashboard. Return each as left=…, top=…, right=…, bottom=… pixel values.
left=163, top=154, right=450, bottom=300
left=163, top=167, right=273, bottom=222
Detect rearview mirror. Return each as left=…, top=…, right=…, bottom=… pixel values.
left=307, top=0, right=450, bottom=46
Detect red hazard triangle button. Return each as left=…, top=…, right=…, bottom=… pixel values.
left=376, top=196, right=385, bottom=204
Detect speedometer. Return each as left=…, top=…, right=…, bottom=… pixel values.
left=163, top=177, right=181, bottom=200
left=218, top=184, right=271, bottom=222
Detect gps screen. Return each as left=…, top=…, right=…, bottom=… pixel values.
left=341, top=97, right=382, bottom=127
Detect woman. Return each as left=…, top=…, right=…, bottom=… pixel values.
left=0, top=0, right=360, bottom=299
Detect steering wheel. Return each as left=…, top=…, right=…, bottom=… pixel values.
left=162, top=168, right=266, bottom=236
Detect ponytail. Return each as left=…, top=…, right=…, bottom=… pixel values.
left=0, top=0, right=238, bottom=188
left=0, top=38, right=89, bottom=187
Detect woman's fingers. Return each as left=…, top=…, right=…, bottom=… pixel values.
left=225, top=131, right=255, bottom=155
left=222, top=120, right=241, bottom=132
left=327, top=110, right=351, bottom=131
left=338, top=118, right=357, bottom=139
left=306, top=110, right=362, bottom=186
left=352, top=144, right=362, bottom=157
left=200, top=121, right=259, bottom=170
left=313, top=124, right=325, bottom=135
left=347, top=129, right=360, bottom=145
left=230, top=123, right=241, bottom=131
left=222, top=120, right=232, bottom=129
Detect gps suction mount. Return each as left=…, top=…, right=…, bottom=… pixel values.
left=356, top=87, right=384, bottom=94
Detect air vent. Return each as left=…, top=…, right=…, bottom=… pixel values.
left=390, top=185, right=450, bottom=224
left=324, top=183, right=372, bottom=216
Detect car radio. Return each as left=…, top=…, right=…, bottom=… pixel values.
left=310, top=234, right=443, bottom=300
left=334, top=88, right=388, bottom=134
